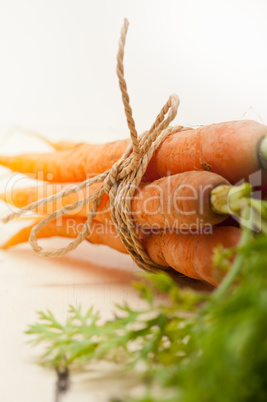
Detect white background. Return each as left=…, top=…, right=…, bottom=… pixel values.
left=0, top=0, right=266, bottom=143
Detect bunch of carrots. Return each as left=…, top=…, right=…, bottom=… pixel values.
left=1, top=118, right=267, bottom=287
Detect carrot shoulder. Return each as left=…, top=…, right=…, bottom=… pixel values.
left=144, top=120, right=267, bottom=183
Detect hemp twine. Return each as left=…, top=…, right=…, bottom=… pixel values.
left=3, top=18, right=186, bottom=273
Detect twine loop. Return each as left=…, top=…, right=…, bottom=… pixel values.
left=2, top=18, right=185, bottom=273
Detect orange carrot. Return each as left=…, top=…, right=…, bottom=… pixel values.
left=1, top=215, right=241, bottom=286
left=1, top=171, right=230, bottom=228
left=0, top=120, right=266, bottom=184
left=0, top=181, right=111, bottom=224
left=1, top=216, right=127, bottom=254
left=145, top=226, right=241, bottom=286
left=0, top=139, right=130, bottom=182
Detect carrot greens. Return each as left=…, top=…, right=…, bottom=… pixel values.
left=26, top=217, right=267, bottom=401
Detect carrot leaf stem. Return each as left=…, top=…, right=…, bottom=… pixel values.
left=211, top=183, right=252, bottom=215
left=212, top=204, right=252, bottom=300
left=258, top=136, right=267, bottom=169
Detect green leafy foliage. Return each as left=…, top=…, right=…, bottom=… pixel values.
left=26, top=209, right=267, bottom=401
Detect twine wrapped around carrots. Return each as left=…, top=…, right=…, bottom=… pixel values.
left=2, top=18, right=188, bottom=273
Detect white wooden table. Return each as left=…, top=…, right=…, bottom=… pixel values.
left=0, top=235, right=144, bottom=402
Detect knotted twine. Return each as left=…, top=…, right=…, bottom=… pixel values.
left=3, top=18, right=186, bottom=273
